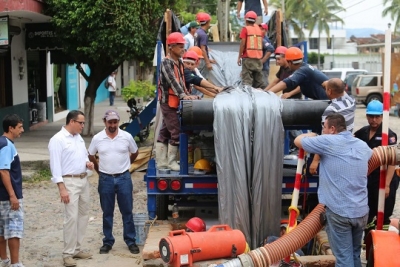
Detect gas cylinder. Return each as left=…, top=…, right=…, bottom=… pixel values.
left=159, top=225, right=246, bottom=267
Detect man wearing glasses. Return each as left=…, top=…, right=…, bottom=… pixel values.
left=48, top=110, right=94, bottom=267
left=354, top=100, right=398, bottom=239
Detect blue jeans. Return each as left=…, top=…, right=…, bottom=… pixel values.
left=98, top=171, right=136, bottom=246
left=325, top=207, right=368, bottom=267
left=109, top=91, right=115, bottom=106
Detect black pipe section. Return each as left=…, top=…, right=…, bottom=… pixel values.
left=180, top=99, right=329, bottom=127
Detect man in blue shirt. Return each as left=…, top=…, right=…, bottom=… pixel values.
left=268, top=47, right=328, bottom=100
left=195, top=12, right=216, bottom=72
left=0, top=114, right=25, bottom=267
left=294, top=113, right=372, bottom=267
left=259, top=23, right=274, bottom=86
left=236, top=0, right=268, bottom=24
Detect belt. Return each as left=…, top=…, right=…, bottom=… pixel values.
left=62, top=173, right=87, bottom=179
left=101, top=170, right=128, bottom=177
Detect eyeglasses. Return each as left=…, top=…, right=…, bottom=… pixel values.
left=74, top=120, right=85, bottom=125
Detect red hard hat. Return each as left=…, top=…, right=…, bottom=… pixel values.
left=167, top=32, right=186, bottom=45
left=183, top=51, right=199, bottom=61
left=186, top=217, right=206, bottom=232
left=245, top=11, right=257, bottom=22
left=275, top=46, right=288, bottom=55
left=285, top=47, right=304, bottom=61
left=196, top=12, right=211, bottom=24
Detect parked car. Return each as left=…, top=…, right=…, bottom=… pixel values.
left=344, top=72, right=366, bottom=95
left=351, top=73, right=383, bottom=105
left=322, top=68, right=368, bottom=81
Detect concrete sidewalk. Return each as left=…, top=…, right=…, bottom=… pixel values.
left=15, top=96, right=131, bottom=162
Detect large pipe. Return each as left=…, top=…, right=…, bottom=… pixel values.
left=219, top=145, right=400, bottom=267
left=180, top=99, right=329, bottom=127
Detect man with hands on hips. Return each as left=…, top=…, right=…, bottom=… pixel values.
left=48, top=110, right=94, bottom=267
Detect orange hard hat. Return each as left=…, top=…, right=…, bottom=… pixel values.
left=275, top=46, right=288, bottom=55
left=196, top=12, right=211, bottom=24
left=186, top=217, right=206, bottom=232
left=245, top=11, right=257, bottom=22
left=188, top=46, right=204, bottom=58
left=285, top=47, right=304, bottom=62
left=183, top=51, right=199, bottom=61
left=167, top=32, right=186, bottom=45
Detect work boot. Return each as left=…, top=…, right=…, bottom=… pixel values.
left=167, top=144, right=180, bottom=171
left=155, top=142, right=168, bottom=169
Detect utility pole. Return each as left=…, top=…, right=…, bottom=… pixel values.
left=217, top=0, right=230, bottom=42
left=332, top=34, right=334, bottom=69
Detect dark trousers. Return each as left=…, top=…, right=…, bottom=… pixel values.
left=157, top=103, right=180, bottom=145
left=365, top=174, right=399, bottom=238
left=109, top=91, right=116, bottom=106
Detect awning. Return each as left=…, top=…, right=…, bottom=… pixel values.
left=50, top=50, right=75, bottom=64
left=25, top=23, right=63, bottom=50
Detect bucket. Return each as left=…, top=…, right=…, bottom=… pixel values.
left=36, top=102, right=46, bottom=122
left=133, top=213, right=150, bottom=245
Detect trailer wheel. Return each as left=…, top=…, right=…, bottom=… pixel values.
left=156, top=195, right=169, bottom=220
left=367, top=246, right=374, bottom=267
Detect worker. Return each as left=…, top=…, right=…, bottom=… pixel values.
left=195, top=12, right=216, bottom=72
left=295, top=113, right=372, bottom=267
left=237, top=11, right=265, bottom=89
left=259, top=23, right=274, bottom=86
left=264, top=46, right=302, bottom=99
left=309, top=78, right=356, bottom=175
left=182, top=51, right=221, bottom=98
left=156, top=32, right=199, bottom=171
left=184, top=21, right=199, bottom=51
left=354, top=100, right=398, bottom=238
left=268, top=47, right=328, bottom=100
left=236, top=0, right=268, bottom=24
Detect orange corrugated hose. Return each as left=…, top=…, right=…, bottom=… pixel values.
left=231, top=145, right=399, bottom=267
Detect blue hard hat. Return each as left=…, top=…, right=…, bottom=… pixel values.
left=366, top=100, right=383, bottom=115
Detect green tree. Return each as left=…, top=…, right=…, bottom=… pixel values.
left=44, top=0, right=184, bottom=135
left=382, top=0, right=400, bottom=33
left=307, top=0, right=345, bottom=67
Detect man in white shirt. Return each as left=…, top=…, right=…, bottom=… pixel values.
left=107, top=71, right=117, bottom=106
left=88, top=110, right=140, bottom=255
left=48, top=110, right=94, bottom=267
left=184, top=21, right=199, bottom=51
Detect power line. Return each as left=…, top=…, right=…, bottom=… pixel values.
left=343, top=3, right=383, bottom=18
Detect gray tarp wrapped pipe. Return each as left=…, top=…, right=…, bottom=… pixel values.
left=213, top=85, right=284, bottom=248
left=203, top=50, right=242, bottom=87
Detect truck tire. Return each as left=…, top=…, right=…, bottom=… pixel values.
left=156, top=195, right=169, bottom=220
left=366, top=94, right=382, bottom=106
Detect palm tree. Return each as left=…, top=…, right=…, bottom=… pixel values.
left=269, top=0, right=312, bottom=42
left=306, top=0, right=345, bottom=67
left=382, top=0, right=400, bottom=33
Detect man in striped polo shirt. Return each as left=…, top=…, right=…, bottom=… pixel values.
left=309, top=78, right=356, bottom=175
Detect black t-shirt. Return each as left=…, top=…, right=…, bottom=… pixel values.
left=354, top=124, right=397, bottom=183
left=276, top=66, right=302, bottom=99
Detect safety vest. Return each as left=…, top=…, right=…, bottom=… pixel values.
left=158, top=57, right=187, bottom=109
left=245, top=26, right=263, bottom=59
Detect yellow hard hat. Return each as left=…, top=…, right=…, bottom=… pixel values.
left=194, top=159, right=212, bottom=173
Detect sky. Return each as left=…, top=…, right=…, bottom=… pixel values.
left=336, top=0, right=395, bottom=30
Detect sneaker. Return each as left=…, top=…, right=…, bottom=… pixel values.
left=128, top=243, right=140, bottom=254
left=73, top=251, right=92, bottom=259
left=63, top=257, right=77, bottom=267
left=10, top=264, right=24, bottom=267
left=99, top=244, right=112, bottom=254
left=1, top=259, right=10, bottom=267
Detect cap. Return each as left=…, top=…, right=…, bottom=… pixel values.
left=260, top=23, right=268, bottom=31
left=103, top=110, right=120, bottom=121
left=189, top=21, right=199, bottom=29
